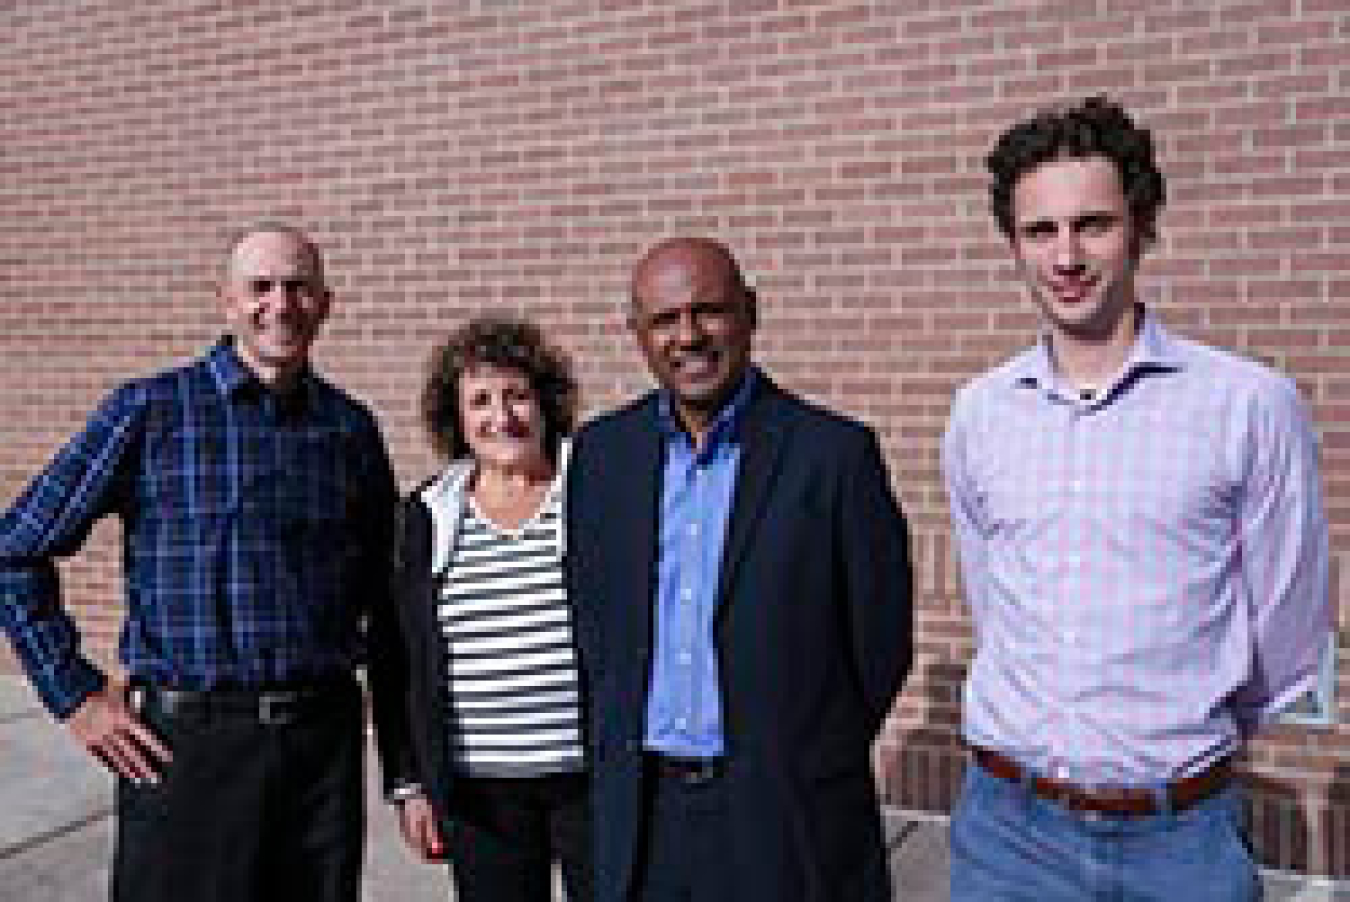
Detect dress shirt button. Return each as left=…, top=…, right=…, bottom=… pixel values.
left=675, top=717, right=688, bottom=730
left=681, top=588, right=693, bottom=603
left=679, top=650, right=692, bottom=665
left=688, top=522, right=700, bottom=537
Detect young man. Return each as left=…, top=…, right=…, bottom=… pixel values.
left=943, top=96, right=1330, bottom=900
left=567, top=237, right=913, bottom=902
left=0, top=224, right=399, bottom=901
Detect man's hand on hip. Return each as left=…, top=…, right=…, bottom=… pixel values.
left=64, top=683, right=172, bottom=783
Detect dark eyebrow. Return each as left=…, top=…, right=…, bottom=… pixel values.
left=247, top=277, right=311, bottom=290
left=1017, top=211, right=1119, bottom=233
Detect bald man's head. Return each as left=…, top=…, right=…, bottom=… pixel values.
left=628, top=237, right=757, bottom=440
left=216, top=224, right=331, bottom=388
left=629, top=237, right=750, bottom=308
left=223, top=222, right=325, bottom=284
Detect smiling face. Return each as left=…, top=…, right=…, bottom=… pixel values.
left=218, top=230, right=331, bottom=387
left=457, top=363, right=549, bottom=474
left=1009, top=155, right=1142, bottom=346
left=629, top=240, right=756, bottom=439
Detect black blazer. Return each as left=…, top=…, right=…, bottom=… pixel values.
left=566, top=375, right=913, bottom=902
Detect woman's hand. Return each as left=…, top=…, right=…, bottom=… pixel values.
left=396, top=795, right=446, bottom=861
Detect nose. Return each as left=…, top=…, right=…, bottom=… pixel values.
left=672, top=308, right=706, bottom=345
left=487, top=394, right=521, bottom=427
left=1052, top=231, right=1085, bottom=272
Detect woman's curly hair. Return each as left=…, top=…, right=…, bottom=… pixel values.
left=988, top=95, right=1167, bottom=252
left=421, top=316, right=579, bottom=462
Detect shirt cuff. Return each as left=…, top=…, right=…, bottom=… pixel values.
left=43, top=658, right=106, bottom=721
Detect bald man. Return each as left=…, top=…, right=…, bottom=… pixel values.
left=0, top=223, right=399, bottom=902
left=566, top=238, right=914, bottom=902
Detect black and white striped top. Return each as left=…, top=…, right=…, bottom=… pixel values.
left=438, top=490, right=584, bottom=777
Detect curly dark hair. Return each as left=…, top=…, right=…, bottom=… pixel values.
left=987, top=95, right=1166, bottom=252
left=421, top=316, right=579, bottom=462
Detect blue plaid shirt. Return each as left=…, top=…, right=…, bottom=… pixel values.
left=0, top=340, right=398, bottom=718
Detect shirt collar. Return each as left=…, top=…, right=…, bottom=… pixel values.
left=657, top=366, right=758, bottom=449
left=1008, top=306, right=1185, bottom=395
left=206, top=337, right=314, bottom=414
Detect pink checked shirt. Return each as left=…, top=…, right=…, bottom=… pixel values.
left=942, top=310, right=1330, bottom=787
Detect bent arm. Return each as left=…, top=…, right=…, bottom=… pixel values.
left=0, top=384, right=144, bottom=717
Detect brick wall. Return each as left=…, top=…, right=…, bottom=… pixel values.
left=2, top=0, right=1347, bottom=877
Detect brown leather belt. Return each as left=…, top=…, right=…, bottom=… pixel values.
left=972, top=746, right=1232, bottom=817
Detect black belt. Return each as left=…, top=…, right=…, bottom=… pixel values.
left=647, top=753, right=726, bottom=786
left=972, top=746, right=1232, bottom=817
left=131, top=679, right=356, bottom=726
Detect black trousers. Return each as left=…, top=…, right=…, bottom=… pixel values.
left=111, top=681, right=364, bottom=902
left=446, top=771, right=592, bottom=902
left=631, top=763, right=734, bottom=902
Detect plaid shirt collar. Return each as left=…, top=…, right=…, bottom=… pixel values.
left=205, top=338, right=315, bottom=416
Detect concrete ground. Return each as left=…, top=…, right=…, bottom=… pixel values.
left=0, top=676, right=1343, bottom=901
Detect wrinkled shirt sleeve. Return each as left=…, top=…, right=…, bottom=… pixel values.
left=0, top=383, right=144, bottom=717
left=1230, top=375, right=1331, bottom=733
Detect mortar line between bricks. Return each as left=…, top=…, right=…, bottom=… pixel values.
left=0, top=808, right=112, bottom=862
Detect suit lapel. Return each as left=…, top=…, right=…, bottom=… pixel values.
left=715, top=380, right=788, bottom=614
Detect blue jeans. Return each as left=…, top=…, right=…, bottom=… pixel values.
left=950, top=756, right=1261, bottom=901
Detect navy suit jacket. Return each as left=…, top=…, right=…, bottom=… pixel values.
left=566, top=375, right=913, bottom=902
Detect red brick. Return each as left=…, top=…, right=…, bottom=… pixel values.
left=1001, top=25, right=1065, bottom=51
left=1256, top=72, right=1333, bottom=97
left=1144, top=8, right=1212, bottom=32
left=1037, top=46, right=1099, bottom=68
left=1254, top=124, right=1329, bottom=149
left=1217, top=50, right=1295, bottom=77
left=1176, top=81, right=1248, bottom=105
left=1219, top=0, right=1296, bottom=24
left=1249, top=228, right=1326, bottom=251
left=901, top=13, right=965, bottom=39
left=1215, top=100, right=1289, bottom=127
left=1180, top=27, right=1252, bottom=55
left=1258, top=19, right=1337, bottom=46
left=1297, top=96, right=1350, bottom=120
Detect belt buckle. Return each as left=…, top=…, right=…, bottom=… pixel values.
left=1043, top=782, right=1078, bottom=809
left=683, top=759, right=719, bottom=786
left=258, top=692, right=297, bottom=726
left=1075, top=782, right=1150, bottom=819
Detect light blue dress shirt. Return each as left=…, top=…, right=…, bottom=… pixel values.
left=643, top=370, right=756, bottom=759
